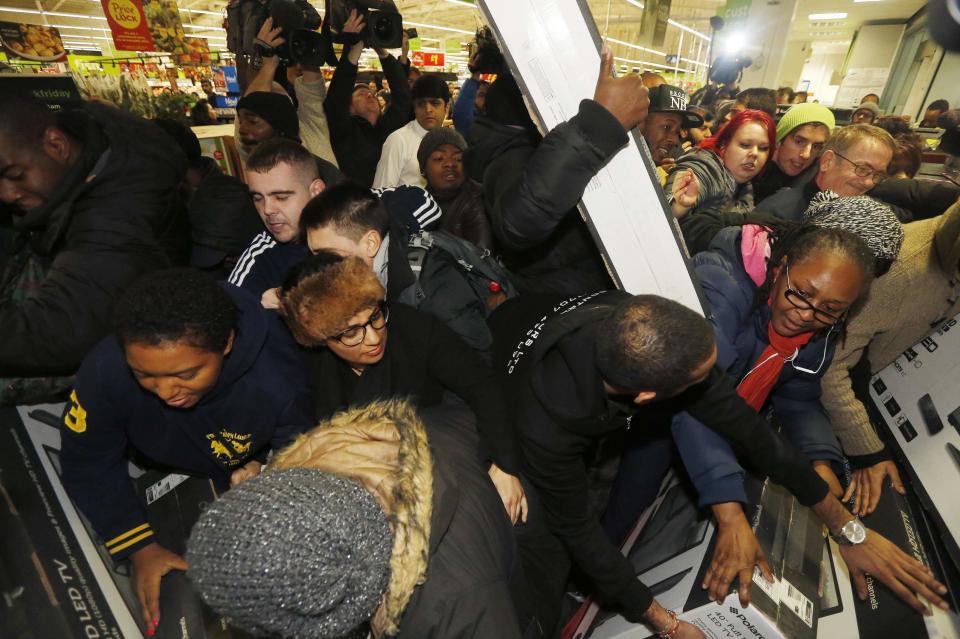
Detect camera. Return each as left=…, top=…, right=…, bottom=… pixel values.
left=325, top=0, right=404, bottom=50
left=708, top=54, right=752, bottom=86
left=226, top=0, right=327, bottom=65
left=467, top=26, right=505, bottom=74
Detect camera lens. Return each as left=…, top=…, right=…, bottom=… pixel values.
left=373, top=16, right=393, bottom=40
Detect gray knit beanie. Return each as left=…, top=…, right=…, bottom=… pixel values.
left=803, top=191, right=904, bottom=263
left=187, top=468, right=393, bottom=639
left=417, top=127, right=467, bottom=170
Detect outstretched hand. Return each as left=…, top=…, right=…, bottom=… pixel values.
left=843, top=460, right=905, bottom=516
left=131, top=543, right=189, bottom=633
left=671, top=168, right=699, bottom=217
left=593, top=47, right=649, bottom=131
left=705, top=505, right=774, bottom=606
left=840, top=529, right=948, bottom=615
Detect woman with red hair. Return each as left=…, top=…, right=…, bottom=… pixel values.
left=665, top=109, right=777, bottom=254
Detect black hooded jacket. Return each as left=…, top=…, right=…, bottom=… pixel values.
left=323, top=52, right=412, bottom=186
left=0, top=102, right=188, bottom=378
left=466, top=100, right=627, bottom=296
left=489, top=292, right=830, bottom=622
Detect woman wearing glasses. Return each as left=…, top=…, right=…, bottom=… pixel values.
left=278, top=251, right=528, bottom=524
left=671, top=223, right=879, bottom=604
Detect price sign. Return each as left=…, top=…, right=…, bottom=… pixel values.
left=411, top=51, right=445, bottom=67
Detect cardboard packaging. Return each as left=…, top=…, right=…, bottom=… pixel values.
left=0, top=405, right=250, bottom=639
left=570, top=470, right=960, bottom=639
left=572, top=471, right=823, bottom=639
left=867, top=313, right=960, bottom=566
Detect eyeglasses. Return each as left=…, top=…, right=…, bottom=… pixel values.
left=831, top=150, right=888, bottom=184
left=783, top=265, right=844, bottom=325
left=332, top=302, right=389, bottom=346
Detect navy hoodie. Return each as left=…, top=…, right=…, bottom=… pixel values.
left=60, top=285, right=312, bottom=559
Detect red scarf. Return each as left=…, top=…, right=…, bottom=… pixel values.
left=736, top=318, right=813, bottom=412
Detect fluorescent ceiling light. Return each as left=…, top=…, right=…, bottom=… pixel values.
left=51, top=24, right=110, bottom=31
left=613, top=55, right=692, bottom=73
left=444, top=0, right=476, bottom=7
left=625, top=0, right=645, bottom=8
left=181, top=8, right=222, bottom=15
left=809, top=12, right=847, bottom=20
left=668, top=18, right=711, bottom=40
left=606, top=36, right=665, bottom=56
left=0, top=6, right=103, bottom=19
left=853, top=0, right=882, bottom=2
left=403, top=20, right=473, bottom=35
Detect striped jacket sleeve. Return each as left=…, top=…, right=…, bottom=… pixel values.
left=228, top=231, right=277, bottom=290
left=374, top=185, right=442, bottom=231
left=60, top=353, right=156, bottom=559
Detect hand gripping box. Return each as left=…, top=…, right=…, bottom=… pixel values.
left=568, top=470, right=960, bottom=639
left=569, top=471, right=823, bottom=639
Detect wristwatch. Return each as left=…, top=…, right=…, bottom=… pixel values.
left=831, top=518, right=867, bottom=545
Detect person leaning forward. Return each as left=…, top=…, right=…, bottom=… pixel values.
left=489, top=290, right=948, bottom=638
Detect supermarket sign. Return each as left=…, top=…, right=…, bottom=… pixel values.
left=411, top=51, right=444, bottom=67
left=100, top=0, right=154, bottom=51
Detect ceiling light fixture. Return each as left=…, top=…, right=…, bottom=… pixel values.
left=606, top=36, right=665, bottom=56
left=625, top=0, right=645, bottom=8
left=808, top=12, right=848, bottom=20
left=667, top=18, right=711, bottom=40
left=613, top=54, right=692, bottom=73
left=0, top=6, right=106, bottom=19
left=444, top=0, right=476, bottom=7
left=403, top=20, right=473, bottom=35
left=50, top=23, right=110, bottom=32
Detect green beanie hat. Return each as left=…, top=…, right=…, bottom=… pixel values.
left=776, top=103, right=836, bottom=143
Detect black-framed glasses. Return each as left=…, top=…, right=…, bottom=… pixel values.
left=332, top=302, right=389, bottom=346
left=832, top=150, right=888, bottom=184
left=783, top=265, right=844, bottom=325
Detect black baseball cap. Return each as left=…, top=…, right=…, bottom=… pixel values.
left=647, top=84, right=704, bottom=128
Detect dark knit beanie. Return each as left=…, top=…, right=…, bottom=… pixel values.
left=417, top=127, right=467, bottom=170
left=236, top=91, right=301, bottom=142
left=187, top=468, right=393, bottom=639
left=803, top=191, right=904, bottom=263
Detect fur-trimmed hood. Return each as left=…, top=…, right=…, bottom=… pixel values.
left=269, top=399, right=433, bottom=637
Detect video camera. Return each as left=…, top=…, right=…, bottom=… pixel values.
left=467, top=26, right=506, bottom=74
left=708, top=54, right=752, bottom=86
left=227, top=0, right=328, bottom=66
left=325, top=0, right=404, bottom=50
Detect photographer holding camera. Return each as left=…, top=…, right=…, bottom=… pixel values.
left=323, top=9, right=412, bottom=186
left=243, top=17, right=339, bottom=167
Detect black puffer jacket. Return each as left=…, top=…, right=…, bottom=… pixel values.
left=0, top=102, right=187, bottom=378
left=323, top=52, right=411, bottom=186
left=489, top=291, right=830, bottom=626
left=466, top=100, right=627, bottom=295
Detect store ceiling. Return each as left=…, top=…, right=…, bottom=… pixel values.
left=0, top=0, right=927, bottom=67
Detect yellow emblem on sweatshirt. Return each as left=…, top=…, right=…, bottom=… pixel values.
left=64, top=390, right=88, bottom=433
left=206, top=430, right=253, bottom=466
